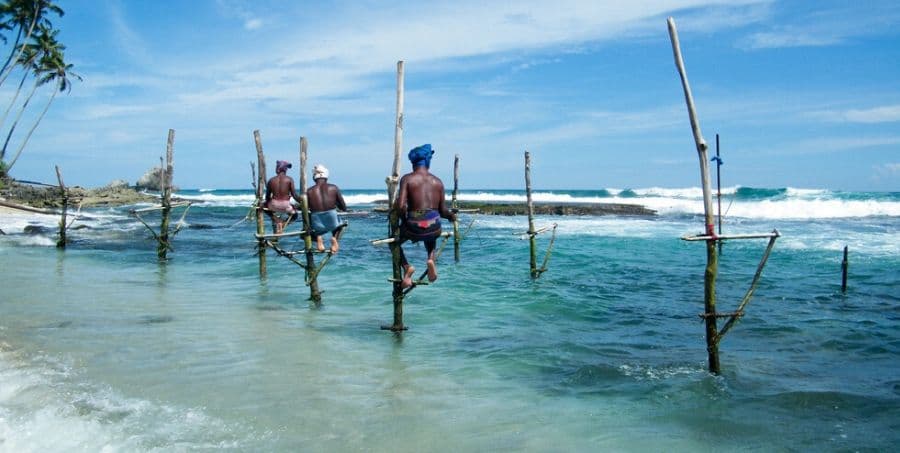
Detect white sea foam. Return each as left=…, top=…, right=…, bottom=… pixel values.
left=0, top=349, right=247, bottom=451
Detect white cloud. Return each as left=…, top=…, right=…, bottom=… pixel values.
left=844, top=105, right=900, bottom=123
left=108, top=0, right=154, bottom=66
left=739, top=2, right=900, bottom=49
left=810, top=105, right=900, bottom=124
left=871, top=162, right=900, bottom=183
left=244, top=18, right=263, bottom=31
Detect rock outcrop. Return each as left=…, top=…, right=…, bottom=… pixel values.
left=0, top=177, right=158, bottom=208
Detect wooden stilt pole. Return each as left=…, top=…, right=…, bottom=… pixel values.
left=525, top=150, right=540, bottom=279
left=384, top=60, right=408, bottom=331
left=299, top=137, right=322, bottom=305
left=55, top=165, right=67, bottom=249
left=841, top=245, right=849, bottom=293
left=157, top=129, right=175, bottom=261
left=668, top=17, right=720, bottom=374
left=715, top=134, right=723, bottom=237
left=253, top=130, right=268, bottom=278
left=452, top=153, right=460, bottom=262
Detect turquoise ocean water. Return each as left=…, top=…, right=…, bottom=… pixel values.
left=1, top=187, right=898, bottom=451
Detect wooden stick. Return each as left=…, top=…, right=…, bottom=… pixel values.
left=157, top=130, right=175, bottom=261
left=515, top=224, right=554, bottom=237
left=841, top=245, right=849, bottom=293
left=681, top=231, right=781, bottom=241
left=299, top=137, right=322, bottom=304
left=0, top=199, right=58, bottom=215
left=55, top=165, right=67, bottom=248
left=254, top=230, right=307, bottom=240
left=170, top=203, right=193, bottom=236
left=384, top=60, right=408, bottom=332
left=131, top=201, right=191, bottom=213
left=388, top=60, right=405, bottom=208
left=266, top=240, right=308, bottom=268
left=537, top=223, right=558, bottom=275
left=253, top=130, right=268, bottom=278
left=715, top=232, right=779, bottom=342
left=525, top=150, right=539, bottom=278
left=453, top=153, right=460, bottom=262
left=371, top=231, right=452, bottom=245
left=668, top=17, right=720, bottom=374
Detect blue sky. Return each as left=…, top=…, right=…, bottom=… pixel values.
left=4, top=0, right=899, bottom=190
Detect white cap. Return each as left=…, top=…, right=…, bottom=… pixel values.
left=313, top=164, right=329, bottom=180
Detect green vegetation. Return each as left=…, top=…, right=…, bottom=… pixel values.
left=0, top=0, right=78, bottom=177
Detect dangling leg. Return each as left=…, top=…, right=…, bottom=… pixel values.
left=329, top=225, right=344, bottom=254
left=399, top=243, right=415, bottom=289
left=425, top=237, right=438, bottom=282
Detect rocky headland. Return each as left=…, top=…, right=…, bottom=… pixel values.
left=0, top=177, right=158, bottom=209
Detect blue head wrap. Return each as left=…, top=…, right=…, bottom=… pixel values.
left=408, top=144, right=434, bottom=168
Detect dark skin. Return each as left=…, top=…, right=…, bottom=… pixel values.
left=264, top=171, right=302, bottom=233
left=306, top=178, right=347, bottom=253
left=394, top=165, right=457, bottom=288
left=307, top=178, right=347, bottom=213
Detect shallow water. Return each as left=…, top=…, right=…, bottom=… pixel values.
left=1, top=188, right=898, bottom=451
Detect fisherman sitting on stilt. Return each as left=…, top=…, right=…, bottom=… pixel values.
left=306, top=164, right=348, bottom=254
left=264, top=160, right=302, bottom=234
left=394, top=144, right=457, bottom=288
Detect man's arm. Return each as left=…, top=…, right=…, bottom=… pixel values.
left=436, top=179, right=456, bottom=222
left=289, top=179, right=303, bottom=203
left=334, top=186, right=347, bottom=211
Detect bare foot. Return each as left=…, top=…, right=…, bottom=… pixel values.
left=316, top=237, right=326, bottom=252
left=401, top=265, right=415, bottom=289
left=330, top=239, right=339, bottom=254
left=426, top=259, right=438, bottom=282
left=274, top=223, right=284, bottom=234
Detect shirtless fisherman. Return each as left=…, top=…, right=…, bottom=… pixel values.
left=264, top=160, right=302, bottom=234
left=306, top=164, right=347, bottom=253
left=394, top=144, right=457, bottom=288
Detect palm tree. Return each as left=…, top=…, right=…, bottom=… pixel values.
left=5, top=27, right=78, bottom=171
left=0, top=24, right=53, bottom=162
left=0, top=0, right=64, bottom=87
left=0, top=39, right=36, bottom=134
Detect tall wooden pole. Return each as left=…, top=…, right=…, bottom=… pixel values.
left=841, top=246, right=849, bottom=293
left=525, top=150, right=539, bottom=279
left=715, top=134, right=723, bottom=237
left=55, top=165, right=67, bottom=249
left=299, top=137, right=322, bottom=305
left=253, top=130, right=268, bottom=278
left=668, top=17, right=720, bottom=374
left=384, top=60, right=407, bottom=331
left=452, top=153, right=460, bottom=262
left=388, top=60, right=405, bottom=207
left=158, top=129, right=175, bottom=261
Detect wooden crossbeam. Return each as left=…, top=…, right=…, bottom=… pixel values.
left=370, top=231, right=452, bottom=245
left=515, top=223, right=556, bottom=238
left=130, top=201, right=192, bottom=214
left=681, top=230, right=780, bottom=242
left=255, top=230, right=307, bottom=240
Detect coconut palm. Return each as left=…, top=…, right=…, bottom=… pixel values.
left=0, top=25, right=54, bottom=162
left=0, top=0, right=64, bottom=87
left=0, top=39, right=36, bottom=133
left=5, top=28, right=78, bottom=171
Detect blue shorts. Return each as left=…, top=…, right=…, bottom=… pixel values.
left=310, top=209, right=342, bottom=236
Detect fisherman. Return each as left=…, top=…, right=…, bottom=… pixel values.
left=306, top=164, right=347, bottom=253
left=394, top=144, right=457, bottom=288
left=263, top=160, right=302, bottom=234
